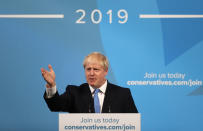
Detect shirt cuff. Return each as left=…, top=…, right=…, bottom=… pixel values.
left=46, top=85, right=57, bottom=98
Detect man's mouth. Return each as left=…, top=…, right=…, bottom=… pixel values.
left=89, top=78, right=96, bottom=82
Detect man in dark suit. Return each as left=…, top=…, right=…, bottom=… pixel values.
left=41, top=52, right=138, bottom=113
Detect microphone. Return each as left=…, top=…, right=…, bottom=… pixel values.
left=108, top=106, right=111, bottom=113
left=88, top=98, right=94, bottom=113
left=89, top=105, right=92, bottom=113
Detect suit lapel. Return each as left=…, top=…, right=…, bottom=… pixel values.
left=102, top=82, right=112, bottom=113
left=80, top=84, right=94, bottom=113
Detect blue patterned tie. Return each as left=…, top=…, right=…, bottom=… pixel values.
left=94, top=89, right=100, bottom=113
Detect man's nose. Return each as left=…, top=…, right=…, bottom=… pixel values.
left=90, top=69, right=94, bottom=75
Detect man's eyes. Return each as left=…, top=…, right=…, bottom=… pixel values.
left=86, top=68, right=100, bottom=71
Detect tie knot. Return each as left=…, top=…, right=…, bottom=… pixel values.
left=94, top=89, right=100, bottom=94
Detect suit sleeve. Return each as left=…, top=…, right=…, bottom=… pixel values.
left=44, top=86, right=72, bottom=112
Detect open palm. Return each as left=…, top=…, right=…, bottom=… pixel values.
left=41, top=64, right=56, bottom=87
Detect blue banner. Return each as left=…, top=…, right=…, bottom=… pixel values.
left=0, top=0, right=202, bottom=131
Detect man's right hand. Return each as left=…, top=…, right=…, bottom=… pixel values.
left=41, top=64, right=56, bottom=88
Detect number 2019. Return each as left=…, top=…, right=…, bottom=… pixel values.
left=75, top=9, right=128, bottom=24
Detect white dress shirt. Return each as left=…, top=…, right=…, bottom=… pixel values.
left=89, top=80, right=107, bottom=112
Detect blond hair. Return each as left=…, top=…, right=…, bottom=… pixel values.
left=83, top=52, right=109, bottom=71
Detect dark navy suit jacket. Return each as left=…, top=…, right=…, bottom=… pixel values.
left=44, top=82, right=138, bottom=113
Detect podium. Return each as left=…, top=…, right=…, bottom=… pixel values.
left=59, top=113, right=141, bottom=131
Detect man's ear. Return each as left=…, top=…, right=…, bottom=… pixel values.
left=105, top=68, right=108, bottom=75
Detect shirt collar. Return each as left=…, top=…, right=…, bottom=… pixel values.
left=89, top=80, right=107, bottom=94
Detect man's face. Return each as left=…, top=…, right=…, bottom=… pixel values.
left=85, top=63, right=108, bottom=88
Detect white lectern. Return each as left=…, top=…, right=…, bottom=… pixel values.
left=59, top=113, right=141, bottom=131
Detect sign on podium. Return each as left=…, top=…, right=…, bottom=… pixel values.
left=59, top=113, right=141, bottom=131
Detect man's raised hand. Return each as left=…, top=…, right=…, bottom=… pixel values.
left=41, top=64, right=56, bottom=88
